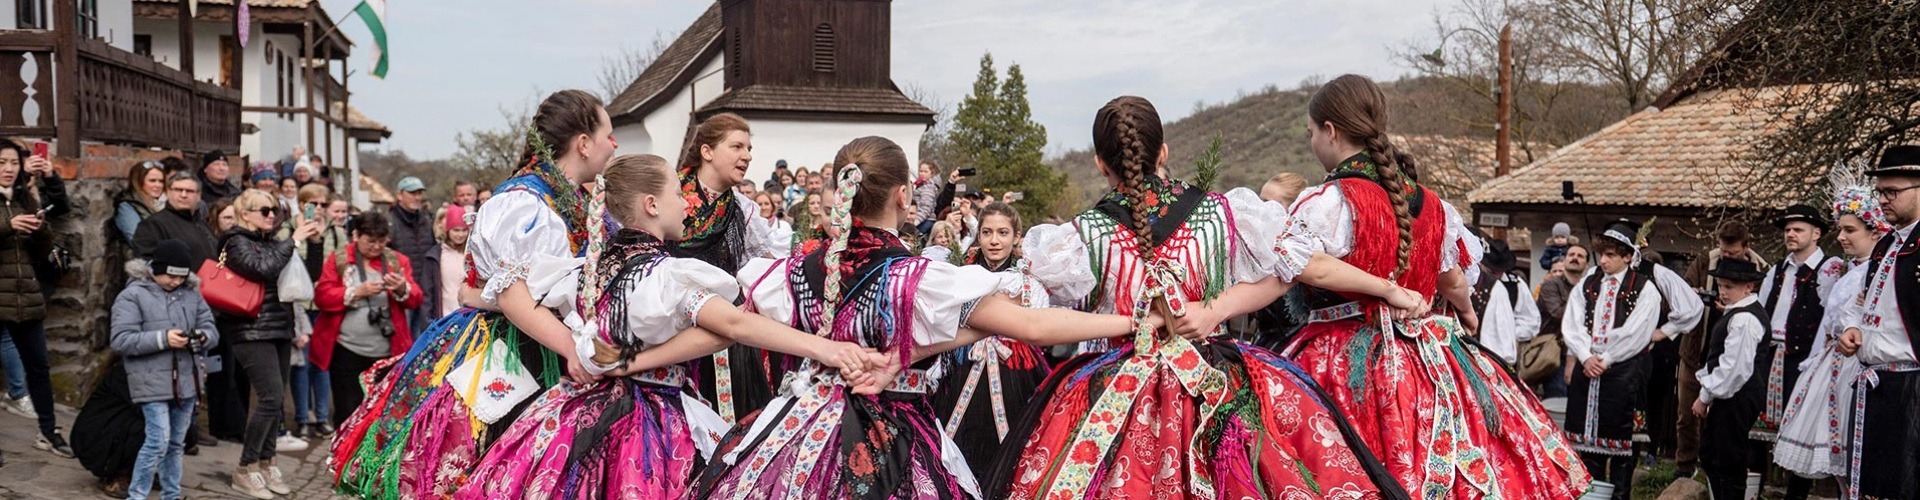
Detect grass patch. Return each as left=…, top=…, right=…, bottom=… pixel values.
left=1634, top=459, right=1680, bottom=499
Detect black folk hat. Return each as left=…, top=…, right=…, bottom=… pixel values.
left=1775, top=203, right=1830, bottom=232
left=1869, top=145, right=1920, bottom=177
left=1599, top=219, right=1641, bottom=253
left=1709, top=257, right=1766, bottom=283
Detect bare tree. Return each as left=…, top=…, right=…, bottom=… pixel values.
left=903, top=82, right=955, bottom=166
left=595, top=30, right=678, bottom=102
left=1526, top=0, right=1741, bottom=110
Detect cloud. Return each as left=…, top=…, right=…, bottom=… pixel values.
left=337, top=0, right=1438, bottom=158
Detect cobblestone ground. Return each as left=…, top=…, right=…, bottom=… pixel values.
left=0, top=401, right=348, bottom=499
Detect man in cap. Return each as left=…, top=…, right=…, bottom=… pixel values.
left=1692, top=257, right=1771, bottom=500
left=1751, top=204, right=1846, bottom=499
left=1471, top=232, right=1541, bottom=367
left=197, top=150, right=240, bottom=207
left=1839, top=144, right=1920, bottom=498
left=764, top=159, right=789, bottom=193
left=385, top=176, right=441, bottom=335
left=1561, top=218, right=1668, bottom=500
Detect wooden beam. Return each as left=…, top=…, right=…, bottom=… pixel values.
left=52, top=0, right=77, bottom=158
left=177, top=0, right=193, bottom=80
left=303, top=18, right=314, bottom=156
left=232, top=23, right=244, bottom=157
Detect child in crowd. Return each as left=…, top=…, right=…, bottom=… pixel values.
left=110, top=240, right=219, bottom=500
left=1539, top=222, right=1577, bottom=271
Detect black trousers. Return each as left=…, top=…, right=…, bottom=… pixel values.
left=1641, top=338, right=1680, bottom=456
left=0, top=320, right=56, bottom=436
left=231, top=339, right=290, bottom=466
left=328, top=345, right=383, bottom=428
left=204, top=339, right=251, bottom=441
left=1859, top=369, right=1920, bottom=499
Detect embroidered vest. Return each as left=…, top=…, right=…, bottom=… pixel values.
left=1581, top=268, right=1653, bottom=334
left=1072, top=190, right=1233, bottom=316
left=1761, top=256, right=1840, bottom=362
left=1301, top=178, right=1446, bottom=311
left=1865, top=232, right=1920, bottom=352
left=1471, top=269, right=1524, bottom=319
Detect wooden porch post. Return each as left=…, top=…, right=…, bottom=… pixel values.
left=177, top=0, right=193, bottom=80
left=51, top=0, right=77, bottom=157
left=303, top=13, right=314, bottom=156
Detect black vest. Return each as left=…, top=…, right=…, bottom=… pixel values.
left=1471, top=269, right=1524, bottom=320
left=1582, top=268, right=1654, bottom=333
left=1704, top=301, right=1771, bottom=373
left=1761, top=255, right=1840, bottom=363
left=1865, top=231, right=1920, bottom=352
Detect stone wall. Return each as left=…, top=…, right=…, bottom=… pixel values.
left=36, top=144, right=183, bottom=405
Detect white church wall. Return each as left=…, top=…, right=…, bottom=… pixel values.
left=742, top=119, right=926, bottom=185
left=618, top=56, right=725, bottom=163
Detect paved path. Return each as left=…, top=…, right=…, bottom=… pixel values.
left=0, top=402, right=346, bottom=499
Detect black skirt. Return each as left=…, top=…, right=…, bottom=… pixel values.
left=1859, top=368, right=1920, bottom=499
left=929, top=341, right=1049, bottom=481
left=71, top=362, right=147, bottom=480
left=691, top=344, right=777, bottom=421
left=1565, top=354, right=1651, bottom=457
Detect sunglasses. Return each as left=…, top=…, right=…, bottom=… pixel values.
left=253, top=207, right=277, bottom=216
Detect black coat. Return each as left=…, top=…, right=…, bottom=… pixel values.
left=215, top=227, right=295, bottom=343
left=387, top=206, right=440, bottom=316
left=131, top=207, right=217, bottom=264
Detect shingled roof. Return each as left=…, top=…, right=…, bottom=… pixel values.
left=697, top=85, right=934, bottom=120
left=132, top=0, right=313, bottom=7
left=1467, top=85, right=1820, bottom=208
left=607, top=3, right=723, bottom=120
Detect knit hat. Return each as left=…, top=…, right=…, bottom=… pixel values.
left=444, top=205, right=469, bottom=231
left=150, top=240, right=195, bottom=277
left=201, top=150, right=228, bottom=169
left=249, top=162, right=278, bottom=183
left=1551, top=222, right=1571, bottom=238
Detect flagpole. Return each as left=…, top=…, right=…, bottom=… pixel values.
left=307, top=8, right=360, bottom=52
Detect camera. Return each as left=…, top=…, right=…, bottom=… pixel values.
left=370, top=306, right=396, bottom=338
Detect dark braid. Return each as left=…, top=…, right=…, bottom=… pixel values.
left=1094, top=96, right=1166, bottom=260
left=1311, top=74, right=1412, bottom=280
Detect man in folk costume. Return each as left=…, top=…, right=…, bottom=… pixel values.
left=1752, top=203, right=1846, bottom=499
left=1692, top=258, right=1771, bottom=500
left=1562, top=218, right=1667, bottom=499
left=1471, top=233, right=1541, bottom=367
left=1839, top=144, right=1920, bottom=499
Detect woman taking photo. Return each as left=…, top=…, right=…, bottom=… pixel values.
left=215, top=189, right=318, bottom=499
left=0, top=138, right=72, bottom=460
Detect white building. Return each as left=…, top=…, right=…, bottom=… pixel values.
left=128, top=0, right=388, bottom=206
left=609, top=0, right=935, bottom=185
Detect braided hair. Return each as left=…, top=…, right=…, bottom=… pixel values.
left=518, top=90, right=605, bottom=167
left=1092, top=96, right=1167, bottom=261
left=1311, top=74, right=1413, bottom=280
left=820, top=137, right=912, bottom=363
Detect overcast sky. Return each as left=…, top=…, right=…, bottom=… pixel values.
left=323, top=0, right=1441, bottom=160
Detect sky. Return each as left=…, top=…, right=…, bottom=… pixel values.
left=324, top=0, right=1443, bottom=160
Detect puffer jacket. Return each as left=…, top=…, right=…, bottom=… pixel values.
left=214, top=227, right=295, bottom=342
left=110, top=260, right=219, bottom=404
left=0, top=173, right=67, bottom=323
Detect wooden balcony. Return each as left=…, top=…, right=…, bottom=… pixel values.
left=0, top=30, right=240, bottom=156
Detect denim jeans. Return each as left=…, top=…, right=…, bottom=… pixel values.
left=130, top=398, right=195, bottom=500
left=0, top=332, right=24, bottom=399
left=0, top=320, right=55, bottom=434
left=289, top=357, right=330, bottom=425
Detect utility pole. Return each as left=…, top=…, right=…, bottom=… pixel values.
left=1496, top=22, right=1512, bottom=177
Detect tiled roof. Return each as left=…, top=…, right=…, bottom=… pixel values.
left=359, top=174, right=393, bottom=204
left=1398, top=134, right=1499, bottom=210
left=608, top=3, right=722, bottom=118
left=697, top=85, right=934, bottom=119
left=335, top=103, right=388, bottom=133
left=133, top=0, right=312, bottom=7
left=1468, top=86, right=1813, bottom=208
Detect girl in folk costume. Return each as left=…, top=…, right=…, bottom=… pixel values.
left=1772, top=166, right=1889, bottom=489
left=692, top=137, right=1158, bottom=499
left=669, top=113, right=787, bottom=423
left=1283, top=75, right=1589, bottom=499
left=932, top=201, right=1052, bottom=480
left=989, top=95, right=1421, bottom=500
left=329, top=90, right=618, bottom=499
left=454, top=154, right=889, bottom=500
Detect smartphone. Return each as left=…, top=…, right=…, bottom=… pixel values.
left=304, top=204, right=316, bottom=220
left=957, top=168, right=978, bottom=177
left=1006, top=192, right=1025, bottom=202
left=31, top=141, right=48, bottom=158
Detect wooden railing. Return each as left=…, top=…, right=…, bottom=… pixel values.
left=0, top=31, right=240, bottom=155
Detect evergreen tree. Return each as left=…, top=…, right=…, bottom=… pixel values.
left=945, top=53, right=1067, bottom=217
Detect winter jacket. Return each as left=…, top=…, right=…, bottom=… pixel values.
left=311, top=244, right=421, bottom=371
left=387, top=206, right=441, bottom=320
left=112, top=191, right=157, bottom=242
left=0, top=172, right=68, bottom=323
left=131, top=207, right=217, bottom=264
left=913, top=179, right=941, bottom=224
left=110, top=260, right=219, bottom=404
left=214, top=227, right=295, bottom=342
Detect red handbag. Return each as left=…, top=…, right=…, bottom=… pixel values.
left=198, top=252, right=264, bottom=318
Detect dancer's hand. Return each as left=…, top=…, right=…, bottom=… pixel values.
left=818, top=342, right=875, bottom=379
left=1582, top=357, right=1607, bottom=378
left=564, top=355, right=599, bottom=385
left=1170, top=300, right=1219, bottom=343
left=1691, top=400, right=1708, bottom=419
left=1384, top=286, right=1426, bottom=317
left=848, top=352, right=902, bottom=396
left=1839, top=327, right=1862, bottom=356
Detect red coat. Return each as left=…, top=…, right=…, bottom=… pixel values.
left=312, top=244, right=423, bottom=371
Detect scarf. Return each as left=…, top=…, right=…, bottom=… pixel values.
left=674, top=168, right=748, bottom=271
left=963, top=247, right=1019, bottom=273
left=585, top=229, right=669, bottom=354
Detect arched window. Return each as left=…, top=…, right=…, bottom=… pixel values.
left=811, top=23, right=835, bottom=73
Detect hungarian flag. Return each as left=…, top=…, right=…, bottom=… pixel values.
left=353, top=0, right=388, bottom=79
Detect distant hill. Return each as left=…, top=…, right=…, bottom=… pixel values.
left=1045, top=76, right=1623, bottom=211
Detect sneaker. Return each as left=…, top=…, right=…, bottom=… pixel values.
left=5, top=395, right=32, bottom=418
left=273, top=434, right=308, bottom=452
left=289, top=424, right=306, bottom=439
left=34, top=430, right=72, bottom=458
left=313, top=422, right=336, bottom=437
left=263, top=463, right=292, bottom=495
left=230, top=465, right=273, bottom=500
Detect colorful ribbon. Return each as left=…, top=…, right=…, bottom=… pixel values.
left=944, top=336, right=1013, bottom=439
